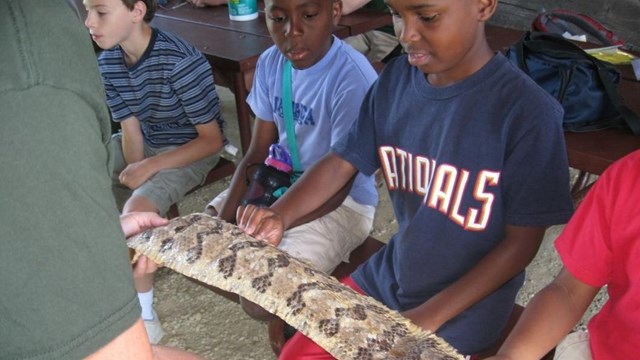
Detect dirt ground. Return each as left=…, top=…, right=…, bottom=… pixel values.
left=153, top=87, right=606, bottom=359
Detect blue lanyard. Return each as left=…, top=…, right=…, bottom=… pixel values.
left=282, top=60, right=302, bottom=174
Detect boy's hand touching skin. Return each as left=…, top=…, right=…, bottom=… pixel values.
left=235, top=153, right=358, bottom=246
left=236, top=204, right=285, bottom=246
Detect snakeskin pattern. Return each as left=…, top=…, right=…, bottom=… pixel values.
left=127, top=213, right=464, bottom=360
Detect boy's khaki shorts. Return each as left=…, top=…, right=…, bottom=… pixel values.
left=344, top=30, right=399, bottom=63
left=208, top=189, right=374, bottom=274
left=110, top=133, right=220, bottom=216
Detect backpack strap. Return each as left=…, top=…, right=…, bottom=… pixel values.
left=282, top=60, right=303, bottom=176
left=532, top=9, right=625, bottom=47
left=517, top=32, right=640, bottom=134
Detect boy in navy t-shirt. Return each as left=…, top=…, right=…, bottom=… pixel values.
left=236, top=0, right=574, bottom=357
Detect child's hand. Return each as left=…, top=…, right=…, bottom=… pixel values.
left=236, top=204, right=284, bottom=246
left=119, top=160, right=155, bottom=189
left=120, top=212, right=168, bottom=238
left=400, top=306, right=441, bottom=334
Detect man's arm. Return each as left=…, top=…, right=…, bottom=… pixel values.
left=487, top=268, right=600, bottom=360
left=402, top=225, right=547, bottom=333
left=80, top=213, right=206, bottom=360
left=88, top=295, right=206, bottom=360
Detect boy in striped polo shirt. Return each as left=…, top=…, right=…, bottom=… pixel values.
left=84, top=0, right=225, bottom=344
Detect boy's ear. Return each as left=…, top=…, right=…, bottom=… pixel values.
left=131, top=0, right=147, bottom=22
left=477, top=0, right=497, bottom=22
left=332, top=0, right=342, bottom=28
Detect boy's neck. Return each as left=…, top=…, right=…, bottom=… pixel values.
left=120, top=23, right=153, bottom=67
left=427, top=40, right=494, bottom=87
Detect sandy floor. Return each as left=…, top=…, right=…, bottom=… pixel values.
left=153, top=87, right=606, bottom=359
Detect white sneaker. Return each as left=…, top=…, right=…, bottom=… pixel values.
left=143, top=311, right=165, bottom=345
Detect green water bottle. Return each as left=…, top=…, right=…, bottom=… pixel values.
left=228, top=0, right=258, bottom=21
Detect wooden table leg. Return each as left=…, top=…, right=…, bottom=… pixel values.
left=232, top=71, right=252, bottom=156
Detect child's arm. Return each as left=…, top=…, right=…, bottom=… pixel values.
left=119, top=121, right=223, bottom=190
left=217, top=118, right=278, bottom=222
left=237, top=152, right=358, bottom=245
left=487, top=268, right=600, bottom=360
left=402, top=225, right=547, bottom=333
left=119, top=116, right=145, bottom=165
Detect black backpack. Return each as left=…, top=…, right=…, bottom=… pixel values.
left=532, top=9, right=625, bottom=48
left=505, top=31, right=640, bottom=134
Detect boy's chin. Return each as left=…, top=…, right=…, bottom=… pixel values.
left=407, top=53, right=432, bottom=68
left=92, top=38, right=117, bottom=50
left=286, top=56, right=320, bottom=71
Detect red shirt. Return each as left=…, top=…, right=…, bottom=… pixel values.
left=555, top=150, right=640, bottom=360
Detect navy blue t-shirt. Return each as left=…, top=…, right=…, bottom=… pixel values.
left=333, top=53, right=574, bottom=354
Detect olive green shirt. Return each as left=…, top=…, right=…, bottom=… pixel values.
left=0, top=0, right=141, bottom=358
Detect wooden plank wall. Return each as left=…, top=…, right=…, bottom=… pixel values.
left=490, top=0, right=640, bottom=51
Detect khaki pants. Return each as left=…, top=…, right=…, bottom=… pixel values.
left=554, top=331, right=593, bottom=360
left=344, top=30, right=399, bottom=63
left=208, top=189, right=374, bottom=273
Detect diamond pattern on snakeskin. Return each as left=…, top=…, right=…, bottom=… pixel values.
left=127, top=213, right=464, bottom=360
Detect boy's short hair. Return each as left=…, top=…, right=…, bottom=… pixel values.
left=121, top=0, right=156, bottom=22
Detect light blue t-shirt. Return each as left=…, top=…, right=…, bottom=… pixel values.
left=248, top=36, right=378, bottom=207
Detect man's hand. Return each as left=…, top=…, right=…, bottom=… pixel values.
left=132, top=255, right=160, bottom=279
left=120, top=212, right=168, bottom=238
left=236, top=204, right=285, bottom=246
left=120, top=212, right=168, bottom=276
